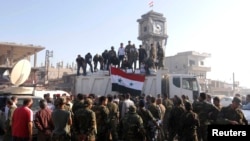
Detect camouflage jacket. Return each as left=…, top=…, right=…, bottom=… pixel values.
left=193, top=101, right=219, bottom=125
left=74, top=107, right=96, bottom=136
left=217, top=105, right=248, bottom=125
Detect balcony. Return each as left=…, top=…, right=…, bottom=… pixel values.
left=188, top=66, right=211, bottom=72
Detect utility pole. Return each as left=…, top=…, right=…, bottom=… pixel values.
left=45, top=50, right=53, bottom=84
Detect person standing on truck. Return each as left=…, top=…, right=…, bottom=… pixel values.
left=93, top=54, right=100, bottom=72
left=127, top=44, right=138, bottom=71
left=12, top=98, right=33, bottom=141
left=85, top=52, right=94, bottom=74
left=156, top=44, right=164, bottom=69
left=102, top=50, right=109, bottom=70
left=107, top=46, right=118, bottom=70
left=76, top=55, right=86, bottom=76
left=149, top=43, right=156, bottom=69
left=138, top=44, right=147, bottom=69
left=117, top=43, right=125, bottom=68
left=125, top=40, right=132, bottom=58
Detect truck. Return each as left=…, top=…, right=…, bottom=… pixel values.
left=75, top=69, right=200, bottom=101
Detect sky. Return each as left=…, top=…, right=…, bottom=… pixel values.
left=1, top=0, right=250, bottom=88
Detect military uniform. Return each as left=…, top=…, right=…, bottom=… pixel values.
left=180, top=102, right=200, bottom=141
left=162, top=97, right=173, bottom=140
left=137, top=107, right=157, bottom=141
left=168, top=104, right=185, bottom=141
left=74, top=99, right=96, bottom=141
left=147, top=103, right=162, bottom=140
left=217, top=97, right=248, bottom=125
left=95, top=104, right=110, bottom=141
left=193, top=100, right=219, bottom=141
left=122, top=105, right=145, bottom=141
left=107, top=102, right=119, bottom=141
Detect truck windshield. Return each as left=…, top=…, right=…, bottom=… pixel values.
left=172, top=76, right=199, bottom=91
left=182, top=78, right=199, bottom=91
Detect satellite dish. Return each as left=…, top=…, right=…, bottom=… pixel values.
left=2, top=70, right=10, bottom=81
left=10, top=59, right=31, bottom=86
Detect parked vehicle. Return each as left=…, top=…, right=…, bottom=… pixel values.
left=75, top=69, right=200, bottom=101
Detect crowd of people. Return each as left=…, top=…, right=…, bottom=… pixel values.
left=76, top=40, right=165, bottom=76
left=0, top=92, right=249, bottom=141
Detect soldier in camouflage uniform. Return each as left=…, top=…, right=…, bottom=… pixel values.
left=122, top=105, right=145, bottom=141
left=137, top=99, right=159, bottom=141
left=162, top=95, right=174, bottom=140
left=107, top=95, right=119, bottom=141
left=72, top=94, right=86, bottom=141
left=180, top=102, right=199, bottom=141
left=168, top=95, right=185, bottom=141
left=74, top=98, right=96, bottom=141
left=192, top=92, right=219, bottom=141
left=217, top=96, right=248, bottom=125
left=72, top=93, right=85, bottom=114
left=147, top=97, right=161, bottom=120
left=147, top=97, right=161, bottom=141
left=95, top=96, right=110, bottom=141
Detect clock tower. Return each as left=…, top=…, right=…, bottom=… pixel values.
left=137, top=10, right=168, bottom=66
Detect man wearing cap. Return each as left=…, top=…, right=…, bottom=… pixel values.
left=74, top=98, right=96, bottom=141
left=217, top=96, right=248, bottom=125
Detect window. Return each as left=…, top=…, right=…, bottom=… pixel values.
left=200, top=61, right=204, bottom=66
left=173, top=77, right=181, bottom=88
left=189, top=60, right=195, bottom=66
left=182, top=79, right=190, bottom=89
left=182, top=78, right=199, bottom=91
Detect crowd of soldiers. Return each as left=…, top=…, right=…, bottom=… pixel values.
left=1, top=92, right=249, bottom=141
left=76, top=40, right=165, bottom=76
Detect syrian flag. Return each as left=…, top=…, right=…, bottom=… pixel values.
left=149, top=1, right=154, bottom=7
left=110, top=67, right=145, bottom=96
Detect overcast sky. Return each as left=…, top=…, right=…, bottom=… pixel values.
left=1, top=0, right=250, bottom=88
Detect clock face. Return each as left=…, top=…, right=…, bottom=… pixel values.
left=153, top=21, right=164, bottom=35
